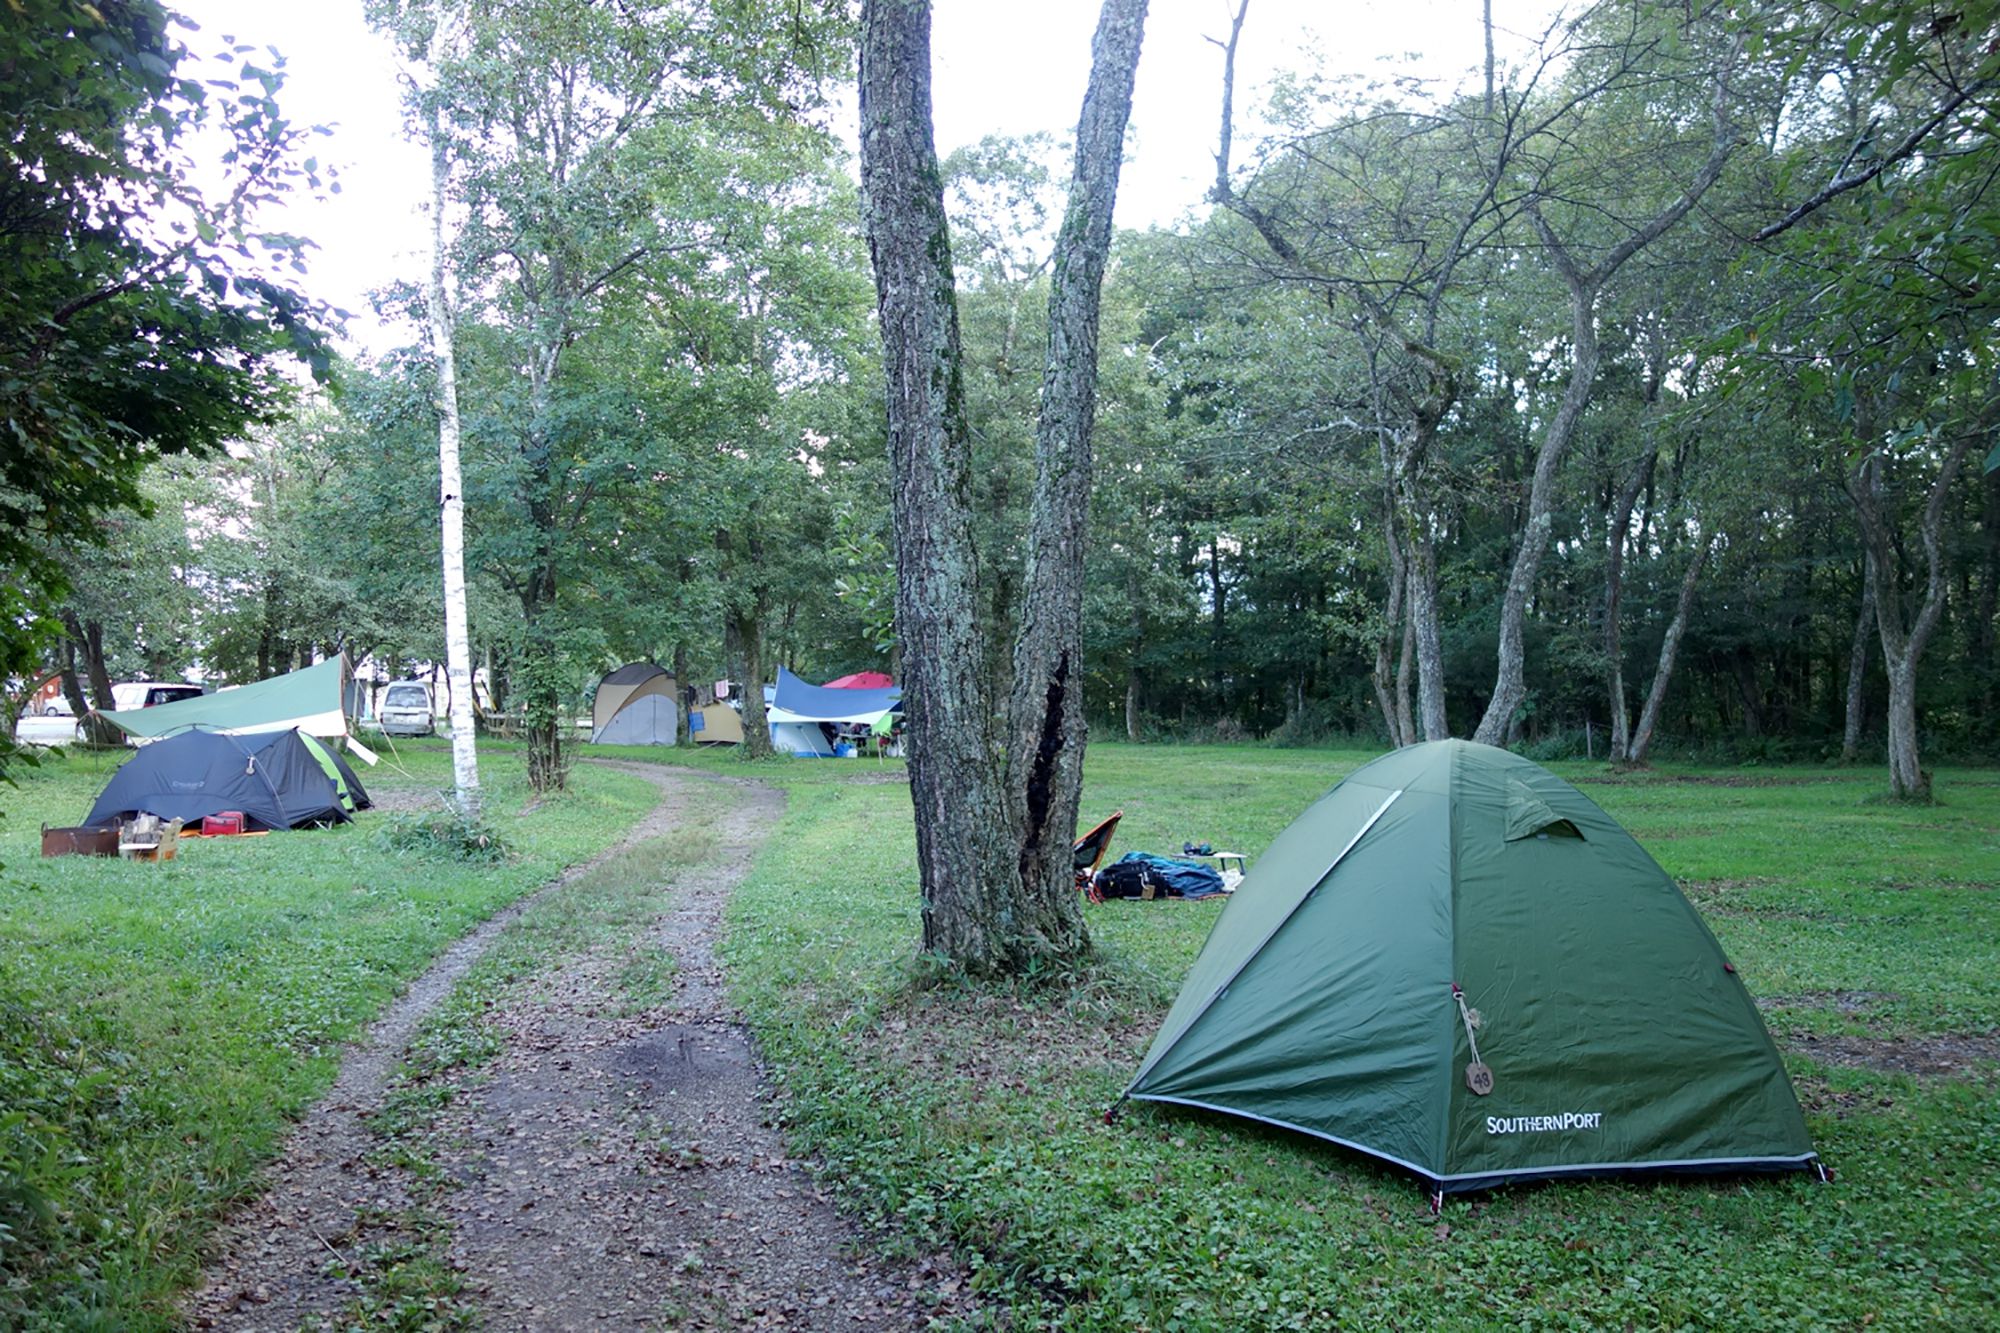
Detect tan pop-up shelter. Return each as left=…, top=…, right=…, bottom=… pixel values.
left=689, top=701, right=744, bottom=745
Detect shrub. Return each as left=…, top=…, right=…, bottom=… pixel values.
left=378, top=807, right=511, bottom=864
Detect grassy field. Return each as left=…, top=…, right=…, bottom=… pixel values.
left=0, top=743, right=657, bottom=1330
left=711, top=743, right=2000, bottom=1330
left=3, top=738, right=1996, bottom=1329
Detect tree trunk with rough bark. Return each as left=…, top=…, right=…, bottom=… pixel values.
left=1395, top=587, right=1418, bottom=746
left=1410, top=521, right=1449, bottom=739
left=58, top=639, right=89, bottom=722
left=861, top=0, right=1145, bottom=974
left=672, top=640, right=691, bottom=747
left=1849, top=433, right=1979, bottom=800
left=426, top=95, right=482, bottom=818
left=1626, top=536, right=1715, bottom=766
left=1371, top=481, right=1410, bottom=744
left=1474, top=73, right=1736, bottom=745
left=1976, top=467, right=2000, bottom=729
left=730, top=607, right=774, bottom=760
left=1476, top=292, right=1601, bottom=745
left=1604, top=404, right=1662, bottom=760
left=61, top=613, right=113, bottom=712
left=860, top=0, right=1016, bottom=969
left=1124, top=566, right=1144, bottom=741
left=1841, top=563, right=1876, bottom=762
left=998, top=0, right=1146, bottom=962
left=516, top=568, right=566, bottom=794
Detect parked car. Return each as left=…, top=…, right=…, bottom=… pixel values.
left=13, top=711, right=80, bottom=746
left=110, top=681, right=204, bottom=711
left=378, top=681, right=437, bottom=737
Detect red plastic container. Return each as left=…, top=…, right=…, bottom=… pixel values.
left=201, top=811, right=247, bottom=836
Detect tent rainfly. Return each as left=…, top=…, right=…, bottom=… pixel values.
left=824, top=671, right=893, bottom=689
left=100, top=657, right=351, bottom=740
left=85, top=728, right=357, bottom=831
left=590, top=663, right=678, bottom=745
left=765, top=667, right=900, bottom=756
left=1123, top=740, right=1816, bottom=1196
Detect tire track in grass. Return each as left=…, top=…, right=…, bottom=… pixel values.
left=190, top=762, right=974, bottom=1331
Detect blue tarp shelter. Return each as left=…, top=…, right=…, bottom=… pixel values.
left=765, top=667, right=901, bottom=756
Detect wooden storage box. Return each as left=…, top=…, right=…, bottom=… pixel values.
left=41, top=823, right=119, bottom=858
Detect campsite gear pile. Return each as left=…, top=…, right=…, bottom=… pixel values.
left=116, top=813, right=181, bottom=862
left=1090, top=851, right=1230, bottom=902
left=1122, top=739, right=1817, bottom=1196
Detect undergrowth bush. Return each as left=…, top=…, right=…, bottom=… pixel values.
left=378, top=807, right=511, bottom=864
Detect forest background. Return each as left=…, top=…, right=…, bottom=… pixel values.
left=8, top=0, right=2000, bottom=805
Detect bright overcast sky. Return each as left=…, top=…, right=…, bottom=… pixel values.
left=171, top=1, right=1508, bottom=354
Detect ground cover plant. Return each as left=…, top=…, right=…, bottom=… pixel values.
left=716, top=742, right=2000, bottom=1330
left=0, top=744, right=656, bottom=1329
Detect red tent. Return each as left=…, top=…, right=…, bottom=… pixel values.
left=824, top=671, right=893, bottom=689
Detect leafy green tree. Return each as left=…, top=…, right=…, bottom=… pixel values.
left=0, top=0, right=332, bottom=774
left=371, top=0, right=846, bottom=789
left=1730, top=0, right=2000, bottom=797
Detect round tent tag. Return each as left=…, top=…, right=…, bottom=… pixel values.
left=1465, top=1061, right=1494, bottom=1096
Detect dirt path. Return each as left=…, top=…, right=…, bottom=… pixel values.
left=190, top=764, right=969, bottom=1331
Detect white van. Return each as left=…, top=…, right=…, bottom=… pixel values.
left=110, top=681, right=204, bottom=711
left=379, top=680, right=436, bottom=736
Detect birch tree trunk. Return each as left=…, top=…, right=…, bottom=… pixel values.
left=1841, top=563, right=1876, bottom=762
left=424, top=100, right=482, bottom=818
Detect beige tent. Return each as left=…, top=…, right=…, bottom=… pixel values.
left=591, top=663, right=679, bottom=745
left=689, top=701, right=744, bottom=745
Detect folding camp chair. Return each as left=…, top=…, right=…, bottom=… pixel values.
left=1074, top=810, right=1124, bottom=902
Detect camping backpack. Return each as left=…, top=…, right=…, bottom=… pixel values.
left=1093, top=858, right=1166, bottom=901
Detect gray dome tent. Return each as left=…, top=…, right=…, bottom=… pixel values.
left=1124, top=740, right=1815, bottom=1196
left=85, top=728, right=353, bottom=831
left=590, top=663, right=678, bottom=745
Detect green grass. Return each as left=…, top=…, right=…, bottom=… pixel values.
left=704, top=742, right=2000, bottom=1331
left=0, top=744, right=656, bottom=1330
left=6, top=735, right=1996, bottom=1329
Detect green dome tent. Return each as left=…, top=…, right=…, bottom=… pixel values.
left=1123, top=740, right=1816, bottom=1196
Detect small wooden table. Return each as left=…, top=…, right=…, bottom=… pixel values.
left=1191, top=851, right=1246, bottom=875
